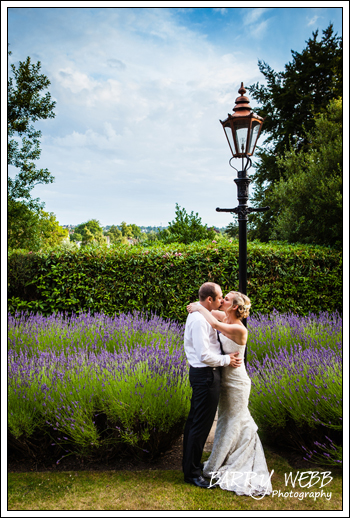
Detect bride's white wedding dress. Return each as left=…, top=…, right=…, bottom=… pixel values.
left=203, top=334, right=272, bottom=496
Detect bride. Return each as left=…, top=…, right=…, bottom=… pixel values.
left=187, top=291, right=272, bottom=496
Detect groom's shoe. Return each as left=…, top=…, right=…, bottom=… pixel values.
left=184, top=476, right=214, bottom=489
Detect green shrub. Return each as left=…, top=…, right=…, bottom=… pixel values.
left=8, top=240, right=342, bottom=320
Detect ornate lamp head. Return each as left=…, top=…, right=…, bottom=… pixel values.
left=220, top=82, right=264, bottom=158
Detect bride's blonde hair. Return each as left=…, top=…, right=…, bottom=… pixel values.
left=228, top=291, right=251, bottom=320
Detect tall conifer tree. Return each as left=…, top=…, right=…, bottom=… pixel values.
left=246, top=24, right=342, bottom=241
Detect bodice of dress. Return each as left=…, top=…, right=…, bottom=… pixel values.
left=220, top=334, right=249, bottom=381
left=220, top=333, right=246, bottom=357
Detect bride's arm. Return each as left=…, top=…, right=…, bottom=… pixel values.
left=187, top=303, right=244, bottom=339
left=188, top=302, right=225, bottom=321
left=211, top=309, right=226, bottom=321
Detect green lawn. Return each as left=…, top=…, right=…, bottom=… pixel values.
left=8, top=449, right=342, bottom=511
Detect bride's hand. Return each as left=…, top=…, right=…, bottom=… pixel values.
left=187, top=302, right=200, bottom=313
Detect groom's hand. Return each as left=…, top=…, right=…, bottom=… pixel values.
left=229, top=352, right=242, bottom=368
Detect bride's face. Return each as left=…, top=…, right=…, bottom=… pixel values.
left=221, top=292, right=235, bottom=311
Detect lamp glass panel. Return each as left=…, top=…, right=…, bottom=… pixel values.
left=233, top=123, right=249, bottom=154
left=248, top=121, right=261, bottom=154
left=224, top=126, right=236, bottom=156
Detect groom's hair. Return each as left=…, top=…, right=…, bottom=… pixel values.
left=199, top=282, right=220, bottom=301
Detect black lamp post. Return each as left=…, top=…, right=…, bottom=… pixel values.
left=216, top=82, right=269, bottom=365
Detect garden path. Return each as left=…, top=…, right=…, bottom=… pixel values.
left=203, top=412, right=217, bottom=452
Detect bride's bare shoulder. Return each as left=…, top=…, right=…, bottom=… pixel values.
left=224, top=322, right=248, bottom=344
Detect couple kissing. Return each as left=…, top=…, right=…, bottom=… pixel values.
left=182, top=282, right=272, bottom=496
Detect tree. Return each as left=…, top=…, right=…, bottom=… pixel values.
left=120, top=221, right=133, bottom=239
left=8, top=54, right=56, bottom=248
left=8, top=200, right=42, bottom=250
left=104, top=222, right=142, bottom=244
left=224, top=221, right=239, bottom=239
left=129, top=224, right=142, bottom=239
left=8, top=207, right=68, bottom=251
left=104, top=224, right=123, bottom=243
left=8, top=54, right=56, bottom=212
left=246, top=24, right=342, bottom=241
left=70, top=219, right=105, bottom=246
left=268, top=98, right=342, bottom=248
left=70, top=232, right=83, bottom=243
left=37, top=211, right=69, bottom=249
left=158, top=203, right=216, bottom=244
left=144, top=230, right=159, bottom=243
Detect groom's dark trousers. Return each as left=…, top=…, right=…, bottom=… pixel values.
left=183, top=365, right=221, bottom=479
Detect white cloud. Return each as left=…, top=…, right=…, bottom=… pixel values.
left=6, top=8, right=270, bottom=226
left=251, top=19, right=270, bottom=39
left=241, top=7, right=273, bottom=39
left=57, top=68, right=99, bottom=94
left=242, top=7, right=271, bottom=26
left=213, top=8, right=227, bottom=15
left=307, top=15, right=320, bottom=26
left=107, top=58, right=126, bottom=70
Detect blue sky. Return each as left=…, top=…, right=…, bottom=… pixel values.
left=5, top=5, right=345, bottom=228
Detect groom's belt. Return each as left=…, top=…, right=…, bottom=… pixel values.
left=189, top=365, right=219, bottom=371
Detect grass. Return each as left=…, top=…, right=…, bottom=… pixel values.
left=8, top=449, right=342, bottom=511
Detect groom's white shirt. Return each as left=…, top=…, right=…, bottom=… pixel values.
left=184, top=311, right=231, bottom=368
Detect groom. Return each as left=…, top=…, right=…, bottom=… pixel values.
left=182, top=282, right=242, bottom=488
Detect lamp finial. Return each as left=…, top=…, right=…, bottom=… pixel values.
left=233, top=82, right=251, bottom=114
left=238, top=82, right=246, bottom=96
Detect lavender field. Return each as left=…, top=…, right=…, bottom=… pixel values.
left=8, top=312, right=190, bottom=461
left=247, top=311, right=342, bottom=466
left=8, top=310, right=342, bottom=465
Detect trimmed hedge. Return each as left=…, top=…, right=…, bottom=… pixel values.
left=8, top=240, right=342, bottom=321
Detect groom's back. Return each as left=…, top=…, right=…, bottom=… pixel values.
left=184, top=311, right=220, bottom=367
